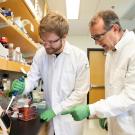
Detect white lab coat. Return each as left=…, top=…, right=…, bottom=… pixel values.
left=24, top=41, right=90, bottom=135
left=89, top=30, right=135, bottom=135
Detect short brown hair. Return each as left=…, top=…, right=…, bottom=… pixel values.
left=39, top=11, right=69, bottom=38
left=89, top=10, right=122, bottom=31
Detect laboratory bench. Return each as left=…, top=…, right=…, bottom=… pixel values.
left=9, top=117, right=43, bottom=135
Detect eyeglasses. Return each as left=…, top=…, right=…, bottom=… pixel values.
left=41, top=38, right=61, bottom=45
left=91, top=26, right=112, bottom=41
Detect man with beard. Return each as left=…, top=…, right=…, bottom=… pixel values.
left=11, top=11, right=90, bottom=135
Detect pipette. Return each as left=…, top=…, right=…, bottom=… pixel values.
left=5, top=91, right=18, bottom=113
left=6, top=77, right=24, bottom=113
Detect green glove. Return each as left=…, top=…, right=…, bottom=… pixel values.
left=62, top=104, right=90, bottom=121
left=99, top=118, right=108, bottom=130
left=11, top=78, right=25, bottom=95
left=40, top=108, right=56, bottom=122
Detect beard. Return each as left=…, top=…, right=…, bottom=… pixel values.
left=45, top=42, right=63, bottom=55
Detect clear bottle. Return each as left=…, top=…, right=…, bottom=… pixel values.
left=8, top=43, right=14, bottom=61
left=15, top=47, right=22, bottom=62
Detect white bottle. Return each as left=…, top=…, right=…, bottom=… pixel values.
left=15, top=47, right=22, bottom=62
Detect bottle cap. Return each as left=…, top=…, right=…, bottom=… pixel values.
left=9, top=43, right=14, bottom=48
left=15, top=47, right=21, bottom=52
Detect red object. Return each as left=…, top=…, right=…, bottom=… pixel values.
left=0, top=37, right=8, bottom=44
left=18, top=106, right=37, bottom=121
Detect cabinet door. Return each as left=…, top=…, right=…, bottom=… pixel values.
left=87, top=49, right=105, bottom=103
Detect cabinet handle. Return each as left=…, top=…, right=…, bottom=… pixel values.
left=90, top=84, right=104, bottom=89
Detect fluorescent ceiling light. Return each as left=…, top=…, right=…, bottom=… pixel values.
left=66, top=0, right=80, bottom=19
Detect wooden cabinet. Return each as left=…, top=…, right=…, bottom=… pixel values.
left=0, top=13, right=38, bottom=56
left=87, top=48, right=105, bottom=103
left=0, top=0, right=46, bottom=72
left=0, top=0, right=40, bottom=43
left=0, top=0, right=42, bottom=56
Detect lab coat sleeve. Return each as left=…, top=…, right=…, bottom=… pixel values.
left=53, top=53, right=90, bottom=114
left=23, top=51, right=42, bottom=95
left=89, top=55, right=135, bottom=118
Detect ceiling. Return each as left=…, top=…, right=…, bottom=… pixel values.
left=47, top=0, right=135, bottom=36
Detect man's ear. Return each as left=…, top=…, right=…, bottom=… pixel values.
left=61, top=34, right=67, bottom=45
left=62, top=34, right=67, bottom=39
left=112, top=24, right=120, bottom=32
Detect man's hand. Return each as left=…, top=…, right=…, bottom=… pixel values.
left=99, top=118, right=108, bottom=130
left=11, top=78, right=25, bottom=95
left=40, top=108, right=56, bottom=122
left=62, top=104, right=90, bottom=121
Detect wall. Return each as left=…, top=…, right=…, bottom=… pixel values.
left=67, top=35, right=101, bottom=52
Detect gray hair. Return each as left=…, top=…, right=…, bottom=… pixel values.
left=89, top=10, right=122, bottom=31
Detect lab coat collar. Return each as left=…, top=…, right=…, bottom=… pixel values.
left=115, top=29, right=135, bottom=51
left=62, top=41, right=71, bottom=55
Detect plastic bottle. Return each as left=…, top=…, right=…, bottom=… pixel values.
left=15, top=47, right=22, bottom=62
left=8, top=43, right=14, bottom=61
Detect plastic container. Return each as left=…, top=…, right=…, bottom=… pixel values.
left=32, top=101, right=46, bottom=115
left=18, top=106, right=37, bottom=121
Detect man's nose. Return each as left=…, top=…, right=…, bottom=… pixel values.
left=95, top=40, right=100, bottom=45
left=44, top=42, right=51, bottom=48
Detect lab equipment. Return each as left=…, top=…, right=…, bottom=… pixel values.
left=11, top=77, right=25, bottom=95
left=18, top=106, right=37, bottom=121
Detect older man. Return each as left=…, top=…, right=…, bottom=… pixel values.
left=63, top=10, right=135, bottom=135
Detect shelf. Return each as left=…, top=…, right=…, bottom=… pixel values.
left=0, top=57, right=7, bottom=70
left=7, top=60, right=30, bottom=72
left=0, top=57, right=30, bottom=72
left=0, top=13, right=37, bottom=56
left=0, top=0, right=40, bottom=43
